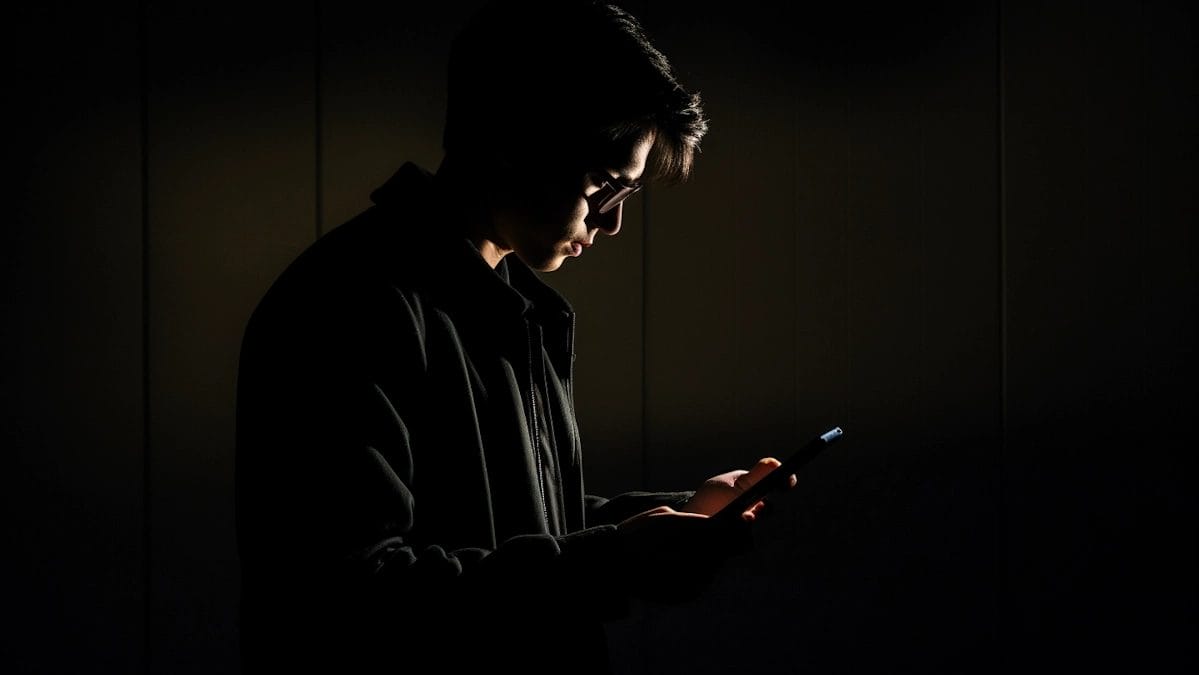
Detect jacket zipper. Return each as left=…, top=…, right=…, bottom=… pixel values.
left=527, top=325, right=550, bottom=530
left=566, top=313, right=578, bottom=442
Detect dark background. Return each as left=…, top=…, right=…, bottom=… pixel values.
left=5, top=1, right=1194, bottom=673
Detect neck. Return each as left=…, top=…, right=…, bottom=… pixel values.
left=435, top=155, right=510, bottom=269
left=472, top=238, right=509, bottom=269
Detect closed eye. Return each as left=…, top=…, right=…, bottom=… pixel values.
left=590, top=171, right=639, bottom=191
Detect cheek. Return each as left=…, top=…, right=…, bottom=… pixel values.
left=564, top=198, right=589, bottom=227
left=500, top=182, right=590, bottom=242
left=530, top=197, right=588, bottom=237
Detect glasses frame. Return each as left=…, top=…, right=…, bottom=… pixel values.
left=589, top=173, right=642, bottom=215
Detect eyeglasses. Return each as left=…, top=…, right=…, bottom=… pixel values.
left=589, top=174, right=642, bottom=215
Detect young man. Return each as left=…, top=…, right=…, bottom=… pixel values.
left=235, top=2, right=790, bottom=672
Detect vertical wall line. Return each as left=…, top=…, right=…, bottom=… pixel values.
left=638, top=0, right=652, bottom=495
left=918, top=101, right=928, bottom=434
left=138, top=1, right=152, bottom=672
left=640, top=184, right=650, bottom=491
left=843, top=68, right=852, bottom=431
left=637, top=8, right=654, bottom=672
left=1137, top=0, right=1148, bottom=405
left=997, top=0, right=1007, bottom=485
left=792, top=81, right=800, bottom=448
left=314, top=0, right=324, bottom=240
left=840, top=46, right=854, bottom=667
left=995, top=0, right=1008, bottom=665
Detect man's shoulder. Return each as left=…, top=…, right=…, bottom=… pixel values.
left=265, top=164, right=440, bottom=289
left=245, top=211, right=435, bottom=342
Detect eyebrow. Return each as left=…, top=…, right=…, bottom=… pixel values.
left=612, top=172, right=641, bottom=188
left=594, top=170, right=640, bottom=189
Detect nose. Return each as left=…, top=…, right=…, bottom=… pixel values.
left=585, top=201, right=623, bottom=237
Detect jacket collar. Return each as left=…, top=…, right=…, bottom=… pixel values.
left=368, top=162, right=575, bottom=331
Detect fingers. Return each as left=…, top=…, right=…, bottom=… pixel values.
left=741, top=504, right=758, bottom=523
left=757, top=456, right=782, bottom=470
left=742, top=499, right=774, bottom=522
left=617, top=505, right=709, bottom=531
left=654, top=509, right=709, bottom=520
left=639, top=506, right=710, bottom=521
left=617, top=505, right=677, bottom=529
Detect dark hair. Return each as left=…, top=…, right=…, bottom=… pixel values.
left=443, top=0, right=707, bottom=183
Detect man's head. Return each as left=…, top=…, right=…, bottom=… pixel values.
left=441, top=0, right=707, bottom=271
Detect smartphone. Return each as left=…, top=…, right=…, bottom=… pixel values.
left=713, top=426, right=843, bottom=521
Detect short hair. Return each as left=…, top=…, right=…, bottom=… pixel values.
left=444, top=0, right=708, bottom=183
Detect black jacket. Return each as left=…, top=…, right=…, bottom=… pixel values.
left=235, top=163, right=690, bottom=673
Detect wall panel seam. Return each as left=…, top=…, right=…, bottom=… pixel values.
left=995, top=0, right=1008, bottom=666
left=315, top=0, right=324, bottom=240
left=640, top=180, right=649, bottom=490
left=138, top=1, right=152, bottom=673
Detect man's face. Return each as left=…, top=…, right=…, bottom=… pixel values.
left=490, top=131, right=653, bottom=272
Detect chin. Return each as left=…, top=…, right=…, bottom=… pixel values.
left=516, top=246, right=569, bottom=272
left=534, top=256, right=566, bottom=272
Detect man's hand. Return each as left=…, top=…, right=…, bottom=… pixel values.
left=679, top=457, right=798, bottom=520
left=611, top=459, right=797, bottom=603
left=614, top=506, right=748, bottom=603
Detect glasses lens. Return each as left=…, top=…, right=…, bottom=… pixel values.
left=596, top=183, right=640, bottom=215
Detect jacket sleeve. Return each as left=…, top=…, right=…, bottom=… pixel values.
left=311, top=369, right=631, bottom=618
left=235, top=281, right=631, bottom=634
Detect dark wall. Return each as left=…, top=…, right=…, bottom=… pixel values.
left=6, top=1, right=1194, bottom=673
